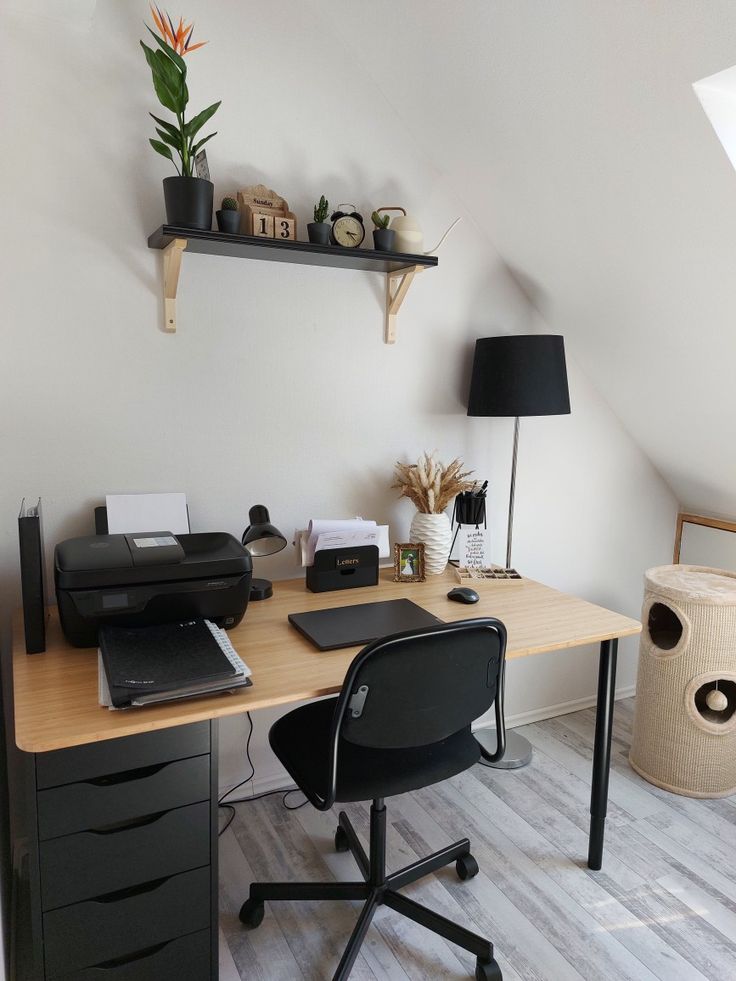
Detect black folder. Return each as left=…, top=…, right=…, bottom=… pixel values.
left=99, top=620, right=245, bottom=708
left=18, top=498, right=47, bottom=654
left=288, top=599, right=441, bottom=651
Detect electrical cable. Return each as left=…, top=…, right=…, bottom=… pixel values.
left=217, top=712, right=308, bottom=836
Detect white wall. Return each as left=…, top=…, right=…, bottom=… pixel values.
left=0, top=2, right=678, bottom=972
left=334, top=0, right=736, bottom=518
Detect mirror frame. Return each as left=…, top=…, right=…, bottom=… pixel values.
left=673, top=511, right=736, bottom=563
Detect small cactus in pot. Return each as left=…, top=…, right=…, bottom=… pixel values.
left=216, top=196, right=240, bottom=234
left=308, top=195, right=332, bottom=245
left=371, top=209, right=396, bottom=251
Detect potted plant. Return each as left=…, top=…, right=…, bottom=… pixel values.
left=308, top=196, right=331, bottom=245
left=216, top=197, right=240, bottom=234
left=371, top=210, right=396, bottom=251
left=392, top=453, right=474, bottom=574
left=141, top=9, right=220, bottom=230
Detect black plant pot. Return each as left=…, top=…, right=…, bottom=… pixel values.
left=373, top=227, right=396, bottom=251
left=163, top=176, right=214, bottom=231
left=307, top=222, right=332, bottom=245
left=216, top=209, right=241, bottom=234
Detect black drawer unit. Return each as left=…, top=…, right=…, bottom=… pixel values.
left=40, top=801, right=211, bottom=909
left=43, top=867, right=211, bottom=978
left=8, top=721, right=218, bottom=980
left=50, top=929, right=211, bottom=981
left=37, top=753, right=210, bottom=839
left=36, top=722, right=211, bottom=788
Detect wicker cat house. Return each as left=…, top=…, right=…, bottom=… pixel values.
left=630, top=565, right=736, bottom=798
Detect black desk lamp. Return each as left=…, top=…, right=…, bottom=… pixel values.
left=467, top=334, right=571, bottom=767
left=242, top=505, right=287, bottom=600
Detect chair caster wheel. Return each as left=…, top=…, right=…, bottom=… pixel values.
left=239, top=897, right=265, bottom=928
left=476, top=955, right=502, bottom=980
left=335, top=825, right=350, bottom=853
left=456, top=853, right=479, bottom=880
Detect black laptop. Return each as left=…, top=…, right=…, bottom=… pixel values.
left=288, top=598, right=441, bottom=651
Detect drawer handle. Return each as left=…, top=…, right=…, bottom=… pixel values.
left=85, top=762, right=168, bottom=786
left=89, top=809, right=167, bottom=835
left=91, top=875, right=172, bottom=904
left=89, top=939, right=171, bottom=969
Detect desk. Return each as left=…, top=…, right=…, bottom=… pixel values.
left=9, top=569, right=640, bottom=978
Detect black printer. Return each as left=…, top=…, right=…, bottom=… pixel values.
left=54, top=531, right=253, bottom=647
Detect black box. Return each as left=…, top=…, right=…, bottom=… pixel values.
left=306, top=545, right=379, bottom=593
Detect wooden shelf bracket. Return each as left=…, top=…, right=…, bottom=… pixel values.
left=162, top=237, right=188, bottom=332
left=385, top=265, right=422, bottom=344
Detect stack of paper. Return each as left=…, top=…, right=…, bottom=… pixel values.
left=294, top=518, right=390, bottom=567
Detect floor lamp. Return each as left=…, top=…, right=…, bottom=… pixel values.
left=467, top=334, right=571, bottom=767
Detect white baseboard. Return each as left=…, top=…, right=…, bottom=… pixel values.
left=221, top=685, right=637, bottom=798
left=473, top=684, right=636, bottom=734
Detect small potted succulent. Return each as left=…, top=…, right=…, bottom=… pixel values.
left=216, top=196, right=240, bottom=234
left=371, top=210, right=396, bottom=251
left=308, top=195, right=331, bottom=245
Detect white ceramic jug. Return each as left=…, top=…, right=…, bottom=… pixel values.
left=376, top=207, right=461, bottom=255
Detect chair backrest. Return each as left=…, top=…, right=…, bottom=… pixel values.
left=335, top=617, right=506, bottom=750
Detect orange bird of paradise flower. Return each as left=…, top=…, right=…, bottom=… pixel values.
left=149, top=5, right=207, bottom=55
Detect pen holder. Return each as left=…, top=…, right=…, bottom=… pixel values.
left=453, top=492, right=487, bottom=527
left=306, top=546, right=379, bottom=593
left=450, top=490, right=487, bottom=558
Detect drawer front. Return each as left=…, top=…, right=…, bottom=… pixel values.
left=43, top=867, right=210, bottom=978
left=51, top=928, right=211, bottom=981
left=36, top=722, right=210, bottom=789
left=38, top=753, right=210, bottom=839
left=40, top=801, right=210, bottom=910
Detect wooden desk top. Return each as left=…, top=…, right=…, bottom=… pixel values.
left=12, top=569, right=640, bottom=753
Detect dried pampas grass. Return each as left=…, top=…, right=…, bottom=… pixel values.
left=392, top=452, right=474, bottom=514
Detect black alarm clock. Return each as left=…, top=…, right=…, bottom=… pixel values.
left=330, top=204, right=365, bottom=248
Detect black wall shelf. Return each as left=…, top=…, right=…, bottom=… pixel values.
left=147, top=225, right=438, bottom=341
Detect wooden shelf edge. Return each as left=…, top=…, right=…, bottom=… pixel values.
left=148, top=225, right=437, bottom=340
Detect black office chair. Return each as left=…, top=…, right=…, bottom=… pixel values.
left=239, top=618, right=507, bottom=981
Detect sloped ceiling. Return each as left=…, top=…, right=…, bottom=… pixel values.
left=328, top=0, right=736, bottom=516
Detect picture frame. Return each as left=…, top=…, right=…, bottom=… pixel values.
left=393, top=543, right=426, bottom=582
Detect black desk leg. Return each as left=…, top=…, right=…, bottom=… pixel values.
left=588, top=638, right=618, bottom=870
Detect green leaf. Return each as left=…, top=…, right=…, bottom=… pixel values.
left=145, top=24, right=187, bottom=77
left=155, top=127, right=182, bottom=151
left=184, top=101, right=221, bottom=139
left=149, top=113, right=181, bottom=139
left=149, top=138, right=177, bottom=167
left=141, top=41, right=187, bottom=113
left=153, top=48, right=188, bottom=111
left=191, top=131, right=216, bottom=155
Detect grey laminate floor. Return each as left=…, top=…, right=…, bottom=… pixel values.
left=218, top=699, right=736, bottom=980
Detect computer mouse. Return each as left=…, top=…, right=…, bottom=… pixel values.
left=447, top=587, right=479, bottom=604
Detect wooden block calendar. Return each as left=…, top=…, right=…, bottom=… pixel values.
left=237, top=184, right=297, bottom=240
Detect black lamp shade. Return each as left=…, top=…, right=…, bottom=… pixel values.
left=467, top=335, right=571, bottom=418
left=242, top=505, right=287, bottom=557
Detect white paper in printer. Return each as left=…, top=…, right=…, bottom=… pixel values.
left=294, top=518, right=390, bottom=567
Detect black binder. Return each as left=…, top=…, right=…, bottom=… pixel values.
left=18, top=498, right=47, bottom=654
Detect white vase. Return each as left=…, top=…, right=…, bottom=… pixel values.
left=409, top=512, right=452, bottom=575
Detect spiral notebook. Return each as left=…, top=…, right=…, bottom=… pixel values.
left=98, top=619, right=252, bottom=708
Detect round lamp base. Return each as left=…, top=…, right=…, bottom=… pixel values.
left=249, top=577, right=273, bottom=601
left=474, top=728, right=533, bottom=769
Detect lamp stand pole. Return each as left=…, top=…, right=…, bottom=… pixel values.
left=506, top=415, right=520, bottom=569
left=475, top=414, right=533, bottom=770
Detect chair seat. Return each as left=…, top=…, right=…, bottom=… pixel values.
left=269, top=696, right=481, bottom=803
